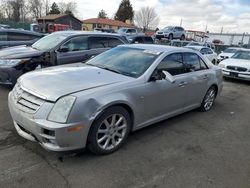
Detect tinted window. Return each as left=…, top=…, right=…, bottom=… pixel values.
left=0, top=32, right=7, bottom=41
left=109, top=38, right=123, bottom=47
left=134, top=37, right=144, bottom=43
left=63, top=36, right=88, bottom=51
left=8, top=32, right=39, bottom=41
left=183, top=53, right=201, bottom=72
left=200, top=48, right=209, bottom=54
left=144, top=37, right=154, bottom=44
left=89, top=37, right=108, bottom=49
left=158, top=53, right=186, bottom=76
left=127, top=29, right=136, bottom=33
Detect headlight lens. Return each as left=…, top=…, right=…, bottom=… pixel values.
left=218, top=63, right=225, bottom=68
left=0, top=59, right=27, bottom=67
left=48, top=96, right=76, bottom=123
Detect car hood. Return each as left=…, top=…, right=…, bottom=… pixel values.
left=221, top=58, right=250, bottom=69
left=0, top=46, right=43, bottom=59
left=218, top=52, right=234, bottom=58
left=19, top=65, right=134, bottom=101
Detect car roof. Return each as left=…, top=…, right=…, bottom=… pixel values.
left=0, top=29, right=44, bottom=36
left=186, top=46, right=208, bottom=50
left=52, top=31, right=124, bottom=37
left=121, top=44, right=192, bottom=53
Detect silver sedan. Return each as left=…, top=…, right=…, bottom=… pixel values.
left=8, top=44, right=223, bottom=154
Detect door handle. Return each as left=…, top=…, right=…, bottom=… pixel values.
left=179, top=81, right=188, bottom=87
left=201, top=75, right=209, bottom=80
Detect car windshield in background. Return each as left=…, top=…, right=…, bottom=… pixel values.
left=86, top=46, right=160, bottom=78
left=32, top=33, right=68, bottom=51
left=231, top=51, right=250, bottom=60
left=163, top=26, right=173, bottom=32
left=187, top=42, right=201, bottom=46
left=224, top=48, right=238, bottom=53
left=117, top=28, right=127, bottom=33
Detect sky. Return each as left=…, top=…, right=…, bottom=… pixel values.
left=54, top=0, right=250, bottom=33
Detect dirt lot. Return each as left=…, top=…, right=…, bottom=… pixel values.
left=0, top=79, right=250, bottom=188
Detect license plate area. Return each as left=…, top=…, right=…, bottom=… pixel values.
left=230, top=72, right=238, bottom=77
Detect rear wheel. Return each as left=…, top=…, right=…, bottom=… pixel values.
left=199, top=86, right=217, bottom=112
left=87, top=106, right=131, bottom=155
left=180, top=35, right=185, bottom=40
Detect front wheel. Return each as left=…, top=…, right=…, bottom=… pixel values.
left=180, top=35, right=185, bottom=40
left=168, top=34, right=173, bottom=40
left=87, top=106, right=131, bottom=155
left=199, top=86, right=217, bottom=112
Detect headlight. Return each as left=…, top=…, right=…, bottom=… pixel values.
left=0, top=59, right=29, bottom=67
left=48, top=96, right=76, bottom=123
left=218, top=63, right=225, bottom=68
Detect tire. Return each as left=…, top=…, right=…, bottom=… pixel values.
left=87, top=106, right=131, bottom=155
left=199, top=86, right=217, bottom=112
left=168, top=34, right=173, bottom=40
left=180, top=35, right=185, bottom=40
left=212, top=59, right=216, bottom=65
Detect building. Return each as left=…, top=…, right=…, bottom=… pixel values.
left=37, top=14, right=82, bottom=31
left=207, top=32, right=250, bottom=46
left=82, top=18, right=135, bottom=31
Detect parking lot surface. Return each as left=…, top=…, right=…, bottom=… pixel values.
left=0, top=80, right=250, bottom=188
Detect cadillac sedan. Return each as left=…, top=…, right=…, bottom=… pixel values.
left=8, top=44, right=223, bottom=154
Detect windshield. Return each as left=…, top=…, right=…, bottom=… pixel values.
left=86, top=46, right=160, bottom=78
left=224, top=48, right=238, bottom=53
left=117, top=28, right=127, bottom=33
left=231, top=51, right=250, bottom=60
left=32, top=33, right=68, bottom=51
left=163, top=26, right=173, bottom=32
left=187, top=42, right=202, bottom=46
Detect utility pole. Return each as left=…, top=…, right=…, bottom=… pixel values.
left=180, top=18, right=182, bottom=27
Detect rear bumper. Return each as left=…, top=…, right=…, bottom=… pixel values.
left=0, top=67, right=22, bottom=85
left=8, top=92, right=89, bottom=152
left=222, top=69, right=250, bottom=81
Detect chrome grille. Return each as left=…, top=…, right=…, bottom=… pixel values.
left=227, top=66, right=248, bottom=72
left=12, top=83, right=44, bottom=114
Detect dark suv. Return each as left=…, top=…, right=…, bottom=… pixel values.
left=0, top=31, right=128, bottom=85
left=0, top=29, right=44, bottom=49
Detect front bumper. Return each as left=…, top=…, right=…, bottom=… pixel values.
left=0, top=67, right=22, bottom=85
left=155, top=34, right=169, bottom=39
left=8, top=92, right=89, bottom=152
left=222, top=69, right=250, bottom=81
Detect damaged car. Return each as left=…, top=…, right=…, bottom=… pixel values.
left=0, top=31, right=128, bottom=85
left=9, top=44, right=223, bottom=154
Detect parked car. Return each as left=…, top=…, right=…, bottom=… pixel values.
left=0, top=31, right=128, bottom=85
left=117, top=28, right=141, bottom=36
left=218, top=49, right=250, bottom=81
left=94, top=28, right=116, bottom=33
left=0, top=29, right=44, bottom=49
left=127, top=35, right=154, bottom=44
left=185, top=46, right=217, bottom=64
left=217, top=47, right=243, bottom=62
left=186, top=41, right=215, bottom=50
left=9, top=44, right=223, bottom=154
left=155, top=26, right=186, bottom=40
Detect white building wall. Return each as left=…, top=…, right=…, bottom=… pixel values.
left=207, top=33, right=250, bottom=45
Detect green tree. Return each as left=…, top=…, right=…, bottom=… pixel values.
left=115, top=0, right=134, bottom=22
left=49, top=2, right=60, bottom=14
left=98, top=9, right=107, bottom=19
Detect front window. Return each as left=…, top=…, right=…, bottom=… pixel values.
left=231, top=51, right=250, bottom=60
left=32, top=33, right=68, bottom=51
left=86, top=46, right=161, bottom=78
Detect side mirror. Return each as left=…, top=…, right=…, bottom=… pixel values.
left=150, top=69, right=175, bottom=83
left=58, top=46, right=69, bottom=52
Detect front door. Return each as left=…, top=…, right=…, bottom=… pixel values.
left=143, top=53, right=188, bottom=122
left=56, top=36, right=90, bottom=65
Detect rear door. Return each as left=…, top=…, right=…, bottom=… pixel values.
left=182, top=52, right=210, bottom=107
left=56, top=36, right=89, bottom=65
